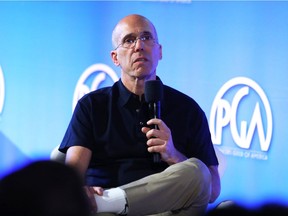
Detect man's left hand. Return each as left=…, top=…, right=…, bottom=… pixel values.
left=142, top=118, right=187, bottom=165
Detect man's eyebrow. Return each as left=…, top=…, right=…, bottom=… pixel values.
left=121, top=33, right=135, bottom=42
left=141, top=31, right=153, bottom=35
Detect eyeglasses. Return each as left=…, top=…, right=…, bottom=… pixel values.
left=115, top=34, right=156, bottom=50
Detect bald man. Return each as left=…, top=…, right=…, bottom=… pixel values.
left=59, top=14, right=220, bottom=216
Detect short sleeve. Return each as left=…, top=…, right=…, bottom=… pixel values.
left=59, top=98, right=95, bottom=153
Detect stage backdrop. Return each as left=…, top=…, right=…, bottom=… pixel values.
left=1, top=0, right=288, bottom=209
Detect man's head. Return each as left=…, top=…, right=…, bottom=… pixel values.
left=111, top=14, right=162, bottom=83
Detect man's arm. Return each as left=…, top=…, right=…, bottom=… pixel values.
left=65, top=146, right=102, bottom=212
left=208, top=165, right=221, bottom=203
left=65, top=146, right=92, bottom=180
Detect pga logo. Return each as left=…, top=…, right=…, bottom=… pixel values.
left=0, top=66, right=5, bottom=114
left=72, top=63, right=119, bottom=112
left=209, top=77, right=273, bottom=154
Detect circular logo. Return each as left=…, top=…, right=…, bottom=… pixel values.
left=209, top=77, right=273, bottom=159
left=0, top=66, right=5, bottom=114
left=72, top=63, right=119, bottom=112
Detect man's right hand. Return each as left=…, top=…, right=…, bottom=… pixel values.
left=84, top=186, right=104, bottom=213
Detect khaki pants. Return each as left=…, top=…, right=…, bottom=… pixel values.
left=97, top=158, right=211, bottom=216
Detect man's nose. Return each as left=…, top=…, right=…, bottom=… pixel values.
left=134, top=38, right=144, bottom=50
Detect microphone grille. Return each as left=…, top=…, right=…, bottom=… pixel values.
left=144, top=80, right=163, bottom=102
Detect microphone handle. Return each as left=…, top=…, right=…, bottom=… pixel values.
left=153, top=152, right=161, bottom=163
left=152, top=102, right=161, bottom=163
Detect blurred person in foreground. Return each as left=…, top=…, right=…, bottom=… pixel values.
left=59, top=14, right=221, bottom=216
left=0, top=160, right=90, bottom=216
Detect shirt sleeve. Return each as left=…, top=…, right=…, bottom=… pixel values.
left=59, top=98, right=95, bottom=153
left=192, top=109, right=219, bottom=167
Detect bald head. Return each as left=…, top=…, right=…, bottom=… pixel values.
left=112, top=14, right=159, bottom=49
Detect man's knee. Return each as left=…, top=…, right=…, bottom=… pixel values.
left=171, top=158, right=212, bottom=206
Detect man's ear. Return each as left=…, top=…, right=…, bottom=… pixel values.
left=111, top=51, right=120, bottom=66
left=158, top=44, right=163, bottom=60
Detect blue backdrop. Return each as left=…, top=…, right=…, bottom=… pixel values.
left=1, top=1, right=288, bottom=209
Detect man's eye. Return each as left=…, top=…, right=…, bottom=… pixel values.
left=141, top=35, right=153, bottom=41
left=124, top=38, right=136, bottom=44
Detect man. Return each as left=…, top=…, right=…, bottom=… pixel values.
left=59, top=14, right=220, bottom=216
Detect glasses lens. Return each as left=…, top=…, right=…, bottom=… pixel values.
left=121, top=36, right=155, bottom=49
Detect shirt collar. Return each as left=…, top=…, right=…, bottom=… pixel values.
left=117, top=77, right=162, bottom=107
left=118, top=79, right=135, bottom=107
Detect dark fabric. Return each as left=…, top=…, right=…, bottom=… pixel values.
left=59, top=78, right=218, bottom=188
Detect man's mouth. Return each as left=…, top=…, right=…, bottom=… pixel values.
left=134, top=57, right=147, bottom=63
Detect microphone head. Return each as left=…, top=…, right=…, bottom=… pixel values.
left=144, top=80, right=163, bottom=103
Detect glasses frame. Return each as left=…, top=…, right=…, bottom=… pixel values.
left=114, top=34, right=156, bottom=50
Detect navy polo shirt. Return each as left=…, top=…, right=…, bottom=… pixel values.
left=59, top=78, right=218, bottom=188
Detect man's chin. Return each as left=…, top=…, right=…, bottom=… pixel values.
left=133, top=70, right=156, bottom=80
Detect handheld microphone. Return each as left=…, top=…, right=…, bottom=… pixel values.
left=144, top=80, right=163, bottom=163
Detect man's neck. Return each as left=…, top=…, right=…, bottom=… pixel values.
left=122, top=74, right=156, bottom=97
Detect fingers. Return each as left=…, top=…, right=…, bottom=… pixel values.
left=92, top=186, right=104, bottom=195
left=147, top=138, right=165, bottom=153
left=142, top=118, right=170, bottom=140
left=141, top=126, right=162, bottom=153
left=146, top=118, right=167, bottom=130
left=141, top=119, right=171, bottom=155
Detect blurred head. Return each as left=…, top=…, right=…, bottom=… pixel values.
left=0, top=160, right=90, bottom=216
